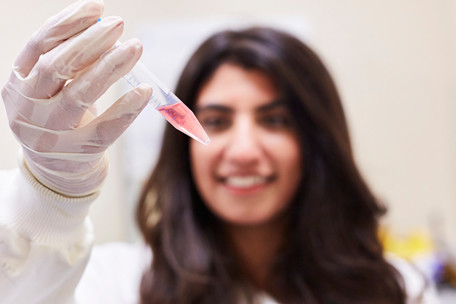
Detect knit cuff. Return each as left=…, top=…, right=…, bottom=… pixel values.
left=0, top=152, right=99, bottom=246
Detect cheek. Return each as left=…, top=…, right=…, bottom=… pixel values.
left=265, top=132, right=301, bottom=165
left=282, top=141, right=302, bottom=176
left=268, top=134, right=303, bottom=193
left=190, top=142, right=216, bottom=194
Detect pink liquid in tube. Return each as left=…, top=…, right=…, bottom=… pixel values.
left=157, top=103, right=210, bottom=144
left=118, top=40, right=210, bottom=145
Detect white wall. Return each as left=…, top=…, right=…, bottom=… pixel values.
left=0, top=0, right=455, bottom=250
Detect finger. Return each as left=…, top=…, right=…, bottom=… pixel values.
left=74, top=84, right=152, bottom=153
left=51, top=38, right=144, bottom=129
left=5, top=85, right=151, bottom=154
left=26, top=16, right=125, bottom=99
left=14, top=0, right=104, bottom=77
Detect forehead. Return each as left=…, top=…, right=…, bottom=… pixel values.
left=196, top=63, right=279, bottom=109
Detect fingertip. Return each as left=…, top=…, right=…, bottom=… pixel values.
left=69, top=0, right=104, bottom=26
left=132, top=38, right=144, bottom=55
left=138, top=83, right=153, bottom=93
left=137, top=83, right=153, bottom=102
left=126, top=37, right=143, bottom=47
left=123, top=38, right=144, bottom=59
left=82, top=0, right=105, bottom=17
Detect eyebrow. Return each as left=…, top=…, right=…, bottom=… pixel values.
left=256, top=100, right=288, bottom=113
left=194, top=100, right=287, bottom=114
left=194, top=104, right=233, bottom=115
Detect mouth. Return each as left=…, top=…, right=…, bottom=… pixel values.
left=219, top=175, right=275, bottom=193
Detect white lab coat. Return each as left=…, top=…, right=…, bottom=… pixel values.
left=0, top=158, right=442, bottom=303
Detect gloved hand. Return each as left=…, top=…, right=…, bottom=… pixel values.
left=1, top=0, right=152, bottom=197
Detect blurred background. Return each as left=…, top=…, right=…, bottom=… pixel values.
left=0, top=0, right=455, bottom=300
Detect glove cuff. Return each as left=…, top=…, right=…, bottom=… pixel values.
left=21, top=148, right=109, bottom=197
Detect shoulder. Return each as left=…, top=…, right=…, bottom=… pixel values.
left=386, top=253, right=441, bottom=304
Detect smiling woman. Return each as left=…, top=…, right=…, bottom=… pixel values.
left=135, top=27, right=428, bottom=304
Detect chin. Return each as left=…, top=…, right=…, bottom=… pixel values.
left=220, top=213, right=277, bottom=227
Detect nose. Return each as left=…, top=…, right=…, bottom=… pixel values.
left=223, top=117, right=263, bottom=166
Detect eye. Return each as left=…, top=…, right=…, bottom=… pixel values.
left=259, top=113, right=292, bottom=130
left=200, top=115, right=231, bottom=132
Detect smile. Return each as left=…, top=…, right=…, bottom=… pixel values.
left=224, top=176, right=270, bottom=189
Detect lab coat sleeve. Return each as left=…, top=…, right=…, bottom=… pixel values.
left=0, top=154, right=98, bottom=304
left=75, top=242, right=151, bottom=303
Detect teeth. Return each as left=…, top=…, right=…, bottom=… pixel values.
left=225, top=176, right=267, bottom=188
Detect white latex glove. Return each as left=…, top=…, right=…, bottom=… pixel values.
left=1, top=0, right=152, bottom=197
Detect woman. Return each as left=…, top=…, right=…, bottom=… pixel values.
left=0, top=1, right=436, bottom=303
left=135, top=27, right=407, bottom=304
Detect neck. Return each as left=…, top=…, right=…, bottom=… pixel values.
left=225, top=218, right=287, bottom=290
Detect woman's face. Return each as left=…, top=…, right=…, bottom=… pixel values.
left=190, top=63, right=302, bottom=227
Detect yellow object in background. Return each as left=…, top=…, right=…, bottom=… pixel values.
left=380, top=228, right=435, bottom=260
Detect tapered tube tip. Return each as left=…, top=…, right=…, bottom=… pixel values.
left=156, top=102, right=211, bottom=145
